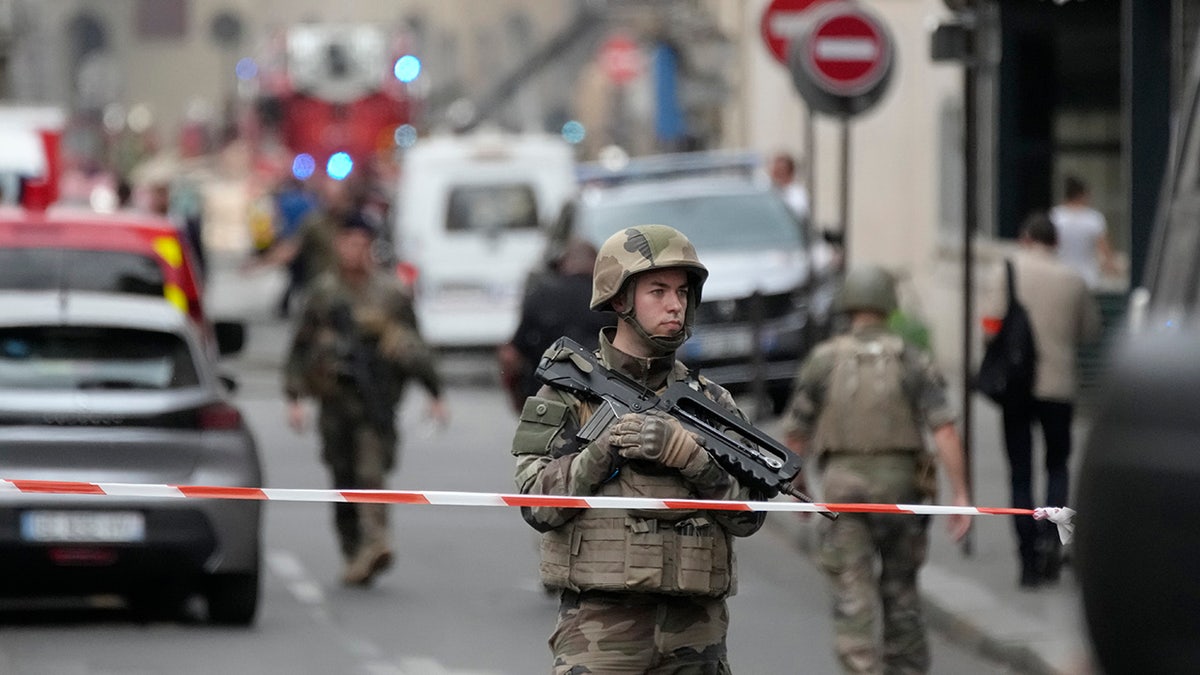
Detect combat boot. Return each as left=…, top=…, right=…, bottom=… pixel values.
left=342, top=542, right=394, bottom=586
left=342, top=503, right=394, bottom=586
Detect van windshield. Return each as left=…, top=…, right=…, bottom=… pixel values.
left=445, top=184, right=539, bottom=233
left=578, top=192, right=804, bottom=251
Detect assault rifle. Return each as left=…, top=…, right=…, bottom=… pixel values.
left=536, top=337, right=833, bottom=519
left=330, top=303, right=394, bottom=432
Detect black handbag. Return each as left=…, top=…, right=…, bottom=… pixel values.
left=976, top=260, right=1037, bottom=405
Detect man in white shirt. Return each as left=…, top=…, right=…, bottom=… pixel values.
left=1048, top=176, right=1116, bottom=288
left=768, top=152, right=810, bottom=219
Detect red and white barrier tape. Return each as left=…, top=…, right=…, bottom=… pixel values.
left=0, top=478, right=1075, bottom=542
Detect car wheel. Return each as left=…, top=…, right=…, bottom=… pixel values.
left=205, top=570, right=259, bottom=626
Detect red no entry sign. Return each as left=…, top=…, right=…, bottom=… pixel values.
left=600, top=34, right=643, bottom=85
left=785, top=1, right=895, bottom=117
left=760, top=0, right=829, bottom=65
left=806, top=9, right=891, bottom=96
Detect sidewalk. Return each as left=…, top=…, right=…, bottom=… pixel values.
left=764, top=400, right=1096, bottom=675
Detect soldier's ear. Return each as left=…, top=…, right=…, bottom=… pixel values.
left=610, top=278, right=636, bottom=314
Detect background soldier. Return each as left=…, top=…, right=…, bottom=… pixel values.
left=284, top=213, right=447, bottom=586
left=511, top=224, right=765, bottom=673
left=498, top=237, right=614, bottom=412
left=781, top=266, right=971, bottom=675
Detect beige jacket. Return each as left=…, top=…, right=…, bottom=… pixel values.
left=983, top=247, right=1101, bottom=402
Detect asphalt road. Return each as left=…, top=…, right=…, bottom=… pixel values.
left=0, top=361, right=1014, bottom=674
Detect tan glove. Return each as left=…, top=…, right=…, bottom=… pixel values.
left=610, top=410, right=704, bottom=469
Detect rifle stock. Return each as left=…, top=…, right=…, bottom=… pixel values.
left=536, top=337, right=833, bottom=519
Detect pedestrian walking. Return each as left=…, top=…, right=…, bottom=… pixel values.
left=1049, top=175, right=1117, bottom=288
left=781, top=265, right=972, bottom=675
left=982, top=213, right=1100, bottom=588
left=283, top=213, right=447, bottom=586
left=271, top=177, right=320, bottom=317
left=511, top=224, right=766, bottom=673
left=498, top=237, right=615, bottom=412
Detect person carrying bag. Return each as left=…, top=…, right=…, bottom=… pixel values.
left=976, top=259, right=1037, bottom=405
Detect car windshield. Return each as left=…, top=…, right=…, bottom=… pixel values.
left=0, top=249, right=165, bottom=296
left=445, top=183, right=539, bottom=233
left=0, top=326, right=199, bottom=390
left=578, top=191, right=804, bottom=251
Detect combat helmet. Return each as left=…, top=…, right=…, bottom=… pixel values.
left=591, top=224, right=708, bottom=353
left=834, top=265, right=898, bottom=315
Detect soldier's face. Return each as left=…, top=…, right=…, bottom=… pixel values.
left=617, top=269, right=688, bottom=337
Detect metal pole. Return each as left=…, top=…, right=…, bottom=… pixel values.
left=806, top=108, right=816, bottom=230
left=839, top=118, right=851, bottom=266
left=960, top=13, right=979, bottom=558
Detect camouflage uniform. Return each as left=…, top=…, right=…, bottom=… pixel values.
left=512, top=225, right=764, bottom=674
left=284, top=269, right=441, bottom=564
left=782, top=321, right=955, bottom=675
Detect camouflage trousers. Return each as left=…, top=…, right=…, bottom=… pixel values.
left=550, top=590, right=732, bottom=674
left=319, top=406, right=397, bottom=560
left=817, top=453, right=930, bottom=675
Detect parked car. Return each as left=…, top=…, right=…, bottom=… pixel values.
left=0, top=291, right=261, bottom=625
left=392, top=131, right=576, bottom=348
left=546, top=166, right=837, bottom=412
left=0, top=205, right=208, bottom=327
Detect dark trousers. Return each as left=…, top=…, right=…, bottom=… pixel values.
left=1001, top=397, right=1073, bottom=569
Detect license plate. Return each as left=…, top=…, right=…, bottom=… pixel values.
left=20, top=511, right=145, bottom=543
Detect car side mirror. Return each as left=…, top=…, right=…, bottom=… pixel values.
left=214, top=321, right=246, bottom=356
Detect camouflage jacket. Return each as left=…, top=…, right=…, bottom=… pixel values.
left=284, top=270, right=441, bottom=407
left=512, top=328, right=764, bottom=537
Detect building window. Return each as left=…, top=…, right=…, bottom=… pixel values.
left=136, top=0, right=187, bottom=40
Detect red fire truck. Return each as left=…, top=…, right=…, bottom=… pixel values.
left=245, top=23, right=419, bottom=180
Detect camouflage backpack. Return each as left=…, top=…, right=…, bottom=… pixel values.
left=814, top=332, right=924, bottom=455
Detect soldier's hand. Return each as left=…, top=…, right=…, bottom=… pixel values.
left=947, top=492, right=973, bottom=542
left=428, top=397, right=449, bottom=429
left=287, top=399, right=308, bottom=433
left=610, top=410, right=704, bottom=470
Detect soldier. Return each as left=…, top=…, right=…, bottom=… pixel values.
left=511, top=224, right=765, bottom=674
left=284, top=213, right=447, bottom=586
left=781, top=266, right=972, bottom=675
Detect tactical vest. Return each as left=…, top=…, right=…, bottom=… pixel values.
left=812, top=333, right=924, bottom=455
left=538, top=386, right=735, bottom=598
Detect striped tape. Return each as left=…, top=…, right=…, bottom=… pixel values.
left=0, top=479, right=1035, bottom=517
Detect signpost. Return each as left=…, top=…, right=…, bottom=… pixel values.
left=760, top=0, right=830, bottom=236
left=781, top=1, right=895, bottom=265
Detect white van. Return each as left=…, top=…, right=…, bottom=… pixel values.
left=393, top=132, right=576, bottom=348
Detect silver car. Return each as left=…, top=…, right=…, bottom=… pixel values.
left=0, top=291, right=262, bottom=625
